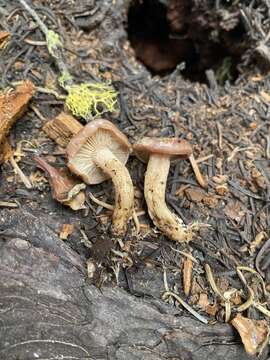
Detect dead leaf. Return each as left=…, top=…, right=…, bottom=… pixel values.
left=203, top=194, right=219, bottom=208
left=197, top=293, right=209, bottom=308
left=185, top=187, right=205, bottom=203
left=212, top=175, right=228, bottom=184
left=215, top=184, right=229, bottom=196
left=59, top=224, right=74, bottom=240
left=224, top=201, right=244, bottom=222
left=231, top=314, right=269, bottom=355
left=230, top=291, right=243, bottom=306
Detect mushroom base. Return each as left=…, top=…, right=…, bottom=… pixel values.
left=144, top=154, right=191, bottom=242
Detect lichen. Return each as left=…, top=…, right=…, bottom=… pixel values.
left=65, top=82, right=118, bottom=119
left=46, top=30, right=63, bottom=58
left=58, top=70, right=73, bottom=89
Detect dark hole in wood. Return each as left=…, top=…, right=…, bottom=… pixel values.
left=127, top=0, right=247, bottom=84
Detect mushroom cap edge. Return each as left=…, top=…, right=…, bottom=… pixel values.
left=133, top=137, right=192, bottom=163
left=66, top=119, right=132, bottom=184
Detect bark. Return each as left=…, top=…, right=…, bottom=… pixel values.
left=0, top=208, right=255, bottom=360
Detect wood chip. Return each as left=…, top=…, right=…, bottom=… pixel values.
left=0, top=81, right=35, bottom=161
left=43, top=112, right=82, bottom=147
left=183, top=257, right=193, bottom=296
left=185, top=187, right=205, bottom=202
left=224, top=201, right=245, bottom=222
left=231, top=314, right=269, bottom=355
left=0, top=31, right=10, bottom=49
left=59, top=224, right=75, bottom=240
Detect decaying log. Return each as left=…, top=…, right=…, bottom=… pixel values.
left=0, top=208, right=256, bottom=360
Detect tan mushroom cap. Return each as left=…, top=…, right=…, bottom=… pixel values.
left=66, top=119, right=132, bottom=184
left=133, top=137, right=192, bottom=162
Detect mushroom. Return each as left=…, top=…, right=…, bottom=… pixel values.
left=34, top=155, right=86, bottom=210
left=133, top=137, right=193, bottom=242
left=66, top=119, right=134, bottom=236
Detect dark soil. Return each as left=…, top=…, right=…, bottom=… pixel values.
left=0, top=0, right=270, bottom=359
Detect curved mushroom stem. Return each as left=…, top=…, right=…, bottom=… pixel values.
left=145, top=154, right=190, bottom=242
left=95, top=147, right=134, bottom=235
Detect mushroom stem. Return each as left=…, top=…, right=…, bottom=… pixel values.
left=94, top=147, right=134, bottom=235
left=145, top=154, right=189, bottom=242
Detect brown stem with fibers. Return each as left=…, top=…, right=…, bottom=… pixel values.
left=144, top=154, right=190, bottom=242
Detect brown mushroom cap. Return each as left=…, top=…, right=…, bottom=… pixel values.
left=133, top=137, right=192, bottom=162
left=66, top=119, right=131, bottom=184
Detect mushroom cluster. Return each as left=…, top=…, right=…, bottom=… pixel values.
left=36, top=117, right=206, bottom=242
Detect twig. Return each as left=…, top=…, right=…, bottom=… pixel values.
left=227, top=146, right=257, bottom=162
left=88, top=192, right=141, bottom=234
left=163, top=268, right=208, bottom=324
left=0, top=201, right=18, bottom=208
left=36, top=86, right=66, bottom=100
left=170, top=246, right=199, bottom=263
left=253, top=302, right=270, bottom=318
left=183, top=257, right=193, bottom=296
left=205, top=263, right=233, bottom=322
left=30, top=105, right=47, bottom=122
left=205, top=264, right=225, bottom=300
left=17, top=0, right=48, bottom=34
left=216, top=122, right=223, bottom=149
left=89, top=191, right=113, bottom=210
left=189, top=153, right=208, bottom=188
left=162, top=291, right=209, bottom=324
left=132, top=210, right=141, bottom=234
left=237, top=266, right=268, bottom=297
left=9, top=156, right=32, bottom=189
left=17, top=0, right=71, bottom=83
left=236, top=268, right=270, bottom=317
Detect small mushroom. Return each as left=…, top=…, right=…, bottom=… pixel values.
left=34, top=155, right=86, bottom=210
left=133, top=137, right=193, bottom=242
left=66, top=119, right=134, bottom=235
